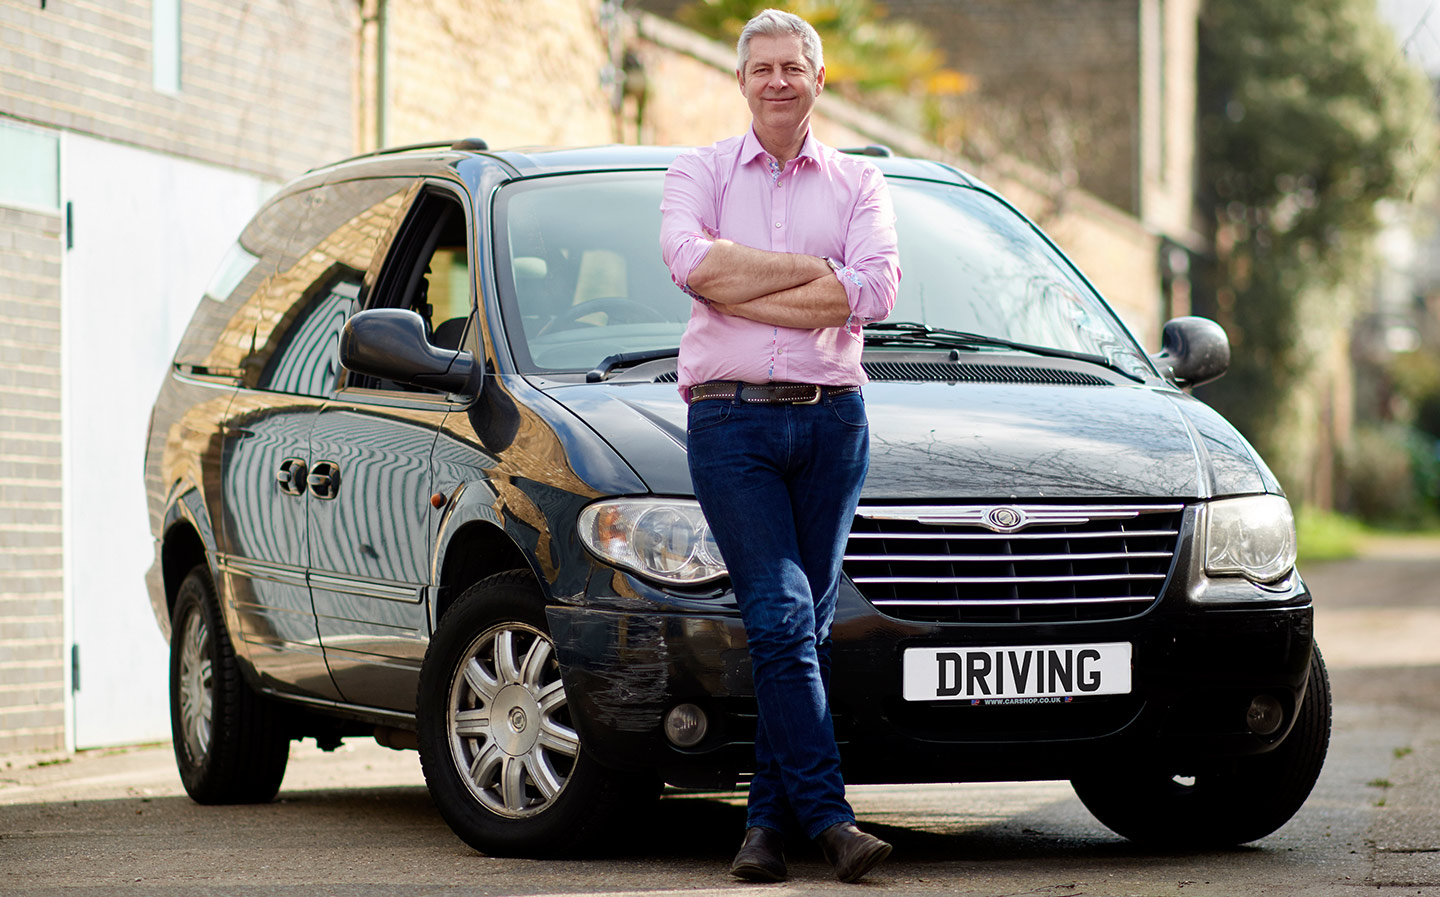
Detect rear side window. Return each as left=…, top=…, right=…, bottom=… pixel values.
left=240, top=178, right=413, bottom=395
left=172, top=195, right=300, bottom=377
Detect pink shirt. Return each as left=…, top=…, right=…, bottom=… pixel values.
left=660, top=129, right=900, bottom=395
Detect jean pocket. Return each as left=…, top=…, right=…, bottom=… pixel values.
left=827, top=392, right=868, bottom=428
left=687, top=399, right=733, bottom=432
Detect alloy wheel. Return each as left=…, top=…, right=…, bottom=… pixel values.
left=177, top=608, right=214, bottom=762
left=447, top=623, right=580, bottom=818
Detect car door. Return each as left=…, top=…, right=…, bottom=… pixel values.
left=309, top=183, right=475, bottom=710
left=218, top=178, right=413, bottom=699
left=215, top=187, right=340, bottom=698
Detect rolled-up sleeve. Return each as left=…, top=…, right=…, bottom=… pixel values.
left=837, top=164, right=901, bottom=332
left=659, top=153, right=717, bottom=301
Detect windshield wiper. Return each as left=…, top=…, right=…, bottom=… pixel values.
left=864, top=322, right=1147, bottom=382
left=585, top=348, right=679, bottom=382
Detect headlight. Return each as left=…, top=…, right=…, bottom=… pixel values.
left=1203, top=494, right=1297, bottom=583
left=578, top=498, right=727, bottom=585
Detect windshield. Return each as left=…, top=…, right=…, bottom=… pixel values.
left=493, top=170, right=1147, bottom=375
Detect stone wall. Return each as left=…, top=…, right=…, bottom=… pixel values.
left=632, top=14, right=1162, bottom=344
left=381, top=0, right=619, bottom=149
left=630, top=0, right=1202, bottom=249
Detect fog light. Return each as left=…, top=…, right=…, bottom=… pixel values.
left=1246, top=695, right=1285, bottom=736
left=663, top=703, right=708, bottom=748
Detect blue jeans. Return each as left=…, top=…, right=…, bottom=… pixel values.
left=686, top=390, right=870, bottom=839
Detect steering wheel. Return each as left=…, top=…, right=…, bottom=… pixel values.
left=539, top=297, right=668, bottom=335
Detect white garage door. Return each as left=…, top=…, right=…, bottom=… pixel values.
left=62, top=134, right=272, bottom=749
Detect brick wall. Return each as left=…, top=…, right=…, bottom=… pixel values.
left=0, top=0, right=356, bottom=756
left=0, top=0, right=354, bottom=180
left=0, top=207, right=65, bottom=755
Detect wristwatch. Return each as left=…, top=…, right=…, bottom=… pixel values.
left=823, top=256, right=842, bottom=273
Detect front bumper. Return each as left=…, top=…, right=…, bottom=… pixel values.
left=548, top=576, right=1315, bottom=789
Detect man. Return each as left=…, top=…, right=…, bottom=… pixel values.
left=659, top=8, right=901, bottom=885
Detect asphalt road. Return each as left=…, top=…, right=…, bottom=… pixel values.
left=2, top=540, right=1438, bottom=896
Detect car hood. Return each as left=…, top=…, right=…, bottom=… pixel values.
left=542, top=380, right=1278, bottom=500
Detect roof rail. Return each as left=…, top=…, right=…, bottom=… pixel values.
left=840, top=144, right=893, bottom=157
left=308, top=138, right=490, bottom=172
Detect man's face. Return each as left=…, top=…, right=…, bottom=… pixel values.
left=738, top=34, right=824, bottom=137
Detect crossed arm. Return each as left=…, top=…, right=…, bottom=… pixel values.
left=685, top=239, right=851, bottom=329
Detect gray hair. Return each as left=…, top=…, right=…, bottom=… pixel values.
left=737, top=9, right=824, bottom=76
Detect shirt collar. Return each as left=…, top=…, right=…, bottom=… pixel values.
left=741, top=126, right=820, bottom=169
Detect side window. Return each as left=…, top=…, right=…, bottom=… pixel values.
left=240, top=179, right=412, bottom=395
left=348, top=188, right=472, bottom=392
left=254, top=271, right=360, bottom=396
left=174, top=193, right=302, bottom=377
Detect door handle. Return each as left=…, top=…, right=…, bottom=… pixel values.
left=308, top=460, right=341, bottom=500
left=276, top=458, right=308, bottom=496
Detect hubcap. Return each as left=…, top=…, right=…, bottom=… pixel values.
left=177, top=608, right=214, bottom=764
left=447, top=623, right=580, bottom=818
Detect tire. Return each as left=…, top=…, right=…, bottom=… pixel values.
left=169, top=564, right=290, bottom=804
left=417, top=571, right=650, bottom=856
left=1071, top=643, right=1332, bottom=848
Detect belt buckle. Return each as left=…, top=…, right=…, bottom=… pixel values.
left=795, top=385, right=822, bottom=405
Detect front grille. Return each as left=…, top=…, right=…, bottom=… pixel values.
left=845, top=504, right=1184, bottom=623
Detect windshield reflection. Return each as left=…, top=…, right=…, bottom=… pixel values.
left=494, top=172, right=1144, bottom=376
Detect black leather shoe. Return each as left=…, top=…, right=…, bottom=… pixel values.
left=729, top=826, right=787, bottom=882
left=817, top=821, right=892, bottom=883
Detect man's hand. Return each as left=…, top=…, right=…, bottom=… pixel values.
left=713, top=274, right=850, bottom=329
left=687, top=240, right=833, bottom=305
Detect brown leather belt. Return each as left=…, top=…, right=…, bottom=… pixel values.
left=687, top=381, right=861, bottom=405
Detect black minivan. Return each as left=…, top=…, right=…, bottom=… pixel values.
left=144, top=140, right=1328, bottom=856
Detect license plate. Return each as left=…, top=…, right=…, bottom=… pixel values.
left=902, top=643, right=1132, bottom=702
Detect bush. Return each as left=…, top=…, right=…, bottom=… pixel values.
left=1294, top=506, right=1365, bottom=564
left=1340, top=423, right=1440, bottom=528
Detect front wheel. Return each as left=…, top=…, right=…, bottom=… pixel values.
left=169, top=564, right=290, bottom=803
left=417, top=571, right=651, bottom=856
left=1071, top=643, right=1332, bottom=847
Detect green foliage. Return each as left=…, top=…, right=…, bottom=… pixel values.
left=1294, top=505, right=1366, bottom=563
left=1195, top=0, right=1437, bottom=488
left=1387, top=349, right=1440, bottom=439
left=1342, top=422, right=1440, bottom=527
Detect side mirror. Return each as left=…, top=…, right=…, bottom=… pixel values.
left=1151, top=316, right=1230, bottom=388
left=340, top=309, right=480, bottom=395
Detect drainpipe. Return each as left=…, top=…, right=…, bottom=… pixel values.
left=377, top=0, right=388, bottom=149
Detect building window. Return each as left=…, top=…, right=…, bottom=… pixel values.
left=0, top=120, right=59, bottom=212
left=153, top=0, right=181, bottom=94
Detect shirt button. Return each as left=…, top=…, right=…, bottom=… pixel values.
left=774, top=222, right=782, bottom=228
